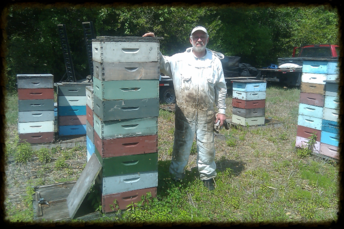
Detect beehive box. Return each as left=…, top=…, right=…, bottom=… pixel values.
left=296, top=59, right=339, bottom=160
left=17, top=74, right=55, bottom=144
left=57, top=82, right=91, bottom=137
left=91, top=36, right=162, bottom=213
left=92, top=36, right=161, bottom=63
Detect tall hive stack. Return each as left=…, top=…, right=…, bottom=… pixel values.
left=91, top=36, right=160, bottom=213
left=296, top=58, right=339, bottom=159
left=231, top=79, right=267, bottom=126
left=57, top=82, right=91, bottom=137
left=86, top=85, right=95, bottom=161
left=17, top=74, right=55, bottom=144
left=321, top=60, right=339, bottom=159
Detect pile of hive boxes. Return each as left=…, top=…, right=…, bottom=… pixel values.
left=17, top=74, right=55, bottom=144
left=296, top=58, right=339, bottom=160
left=90, top=36, right=160, bottom=213
left=57, top=82, right=91, bottom=137
left=231, top=79, right=267, bottom=126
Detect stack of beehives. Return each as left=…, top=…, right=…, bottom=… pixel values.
left=17, top=74, right=55, bottom=144
left=296, top=59, right=339, bottom=159
left=91, top=36, right=160, bottom=213
left=231, top=79, right=267, bottom=126
left=321, top=61, right=339, bottom=159
left=57, top=82, right=90, bottom=137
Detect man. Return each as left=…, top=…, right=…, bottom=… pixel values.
left=143, top=26, right=227, bottom=190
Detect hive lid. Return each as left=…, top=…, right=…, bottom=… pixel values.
left=67, top=153, right=102, bottom=219
left=93, top=36, right=164, bottom=42
left=231, top=79, right=266, bottom=83
left=17, top=74, right=53, bottom=78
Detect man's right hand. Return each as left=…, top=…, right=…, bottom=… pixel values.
left=142, top=32, right=155, bottom=37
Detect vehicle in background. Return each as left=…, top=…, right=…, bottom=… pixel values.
left=159, top=74, right=175, bottom=104
left=258, top=44, right=339, bottom=87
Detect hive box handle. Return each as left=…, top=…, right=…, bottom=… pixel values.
left=122, top=48, right=139, bottom=53
left=122, top=160, right=139, bottom=166
left=122, top=107, right=139, bottom=111
left=122, top=142, right=139, bottom=147
left=123, top=177, right=140, bottom=183
left=125, top=67, right=139, bottom=72
left=122, top=195, right=139, bottom=201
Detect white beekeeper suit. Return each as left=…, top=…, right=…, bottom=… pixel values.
left=159, top=45, right=227, bottom=181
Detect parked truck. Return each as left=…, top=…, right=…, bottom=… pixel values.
left=257, top=44, right=340, bottom=87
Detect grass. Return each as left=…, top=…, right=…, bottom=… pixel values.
left=4, top=84, right=340, bottom=224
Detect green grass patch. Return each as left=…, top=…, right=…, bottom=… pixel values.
left=159, top=109, right=174, bottom=121
left=299, top=164, right=335, bottom=189
left=55, top=157, right=69, bottom=170
left=13, top=141, right=34, bottom=164
left=36, top=147, right=52, bottom=164
left=5, top=91, right=19, bottom=126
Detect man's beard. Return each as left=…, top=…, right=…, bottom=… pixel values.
left=192, top=41, right=207, bottom=52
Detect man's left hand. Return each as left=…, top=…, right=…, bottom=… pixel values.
left=215, top=113, right=226, bottom=126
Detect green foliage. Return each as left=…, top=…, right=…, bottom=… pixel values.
left=226, top=137, right=237, bottom=147
left=24, top=183, right=35, bottom=208
left=5, top=91, right=19, bottom=125
left=190, top=141, right=197, bottom=155
left=87, top=184, right=102, bottom=211
left=299, top=162, right=335, bottom=189
left=51, top=146, right=62, bottom=154
left=159, top=109, right=173, bottom=121
left=296, top=133, right=317, bottom=158
left=62, top=150, right=72, bottom=160
left=278, top=132, right=288, bottom=140
left=54, top=157, right=69, bottom=170
left=168, top=128, right=175, bottom=135
left=35, top=147, right=52, bottom=164
left=297, top=202, right=317, bottom=219
left=14, top=142, right=34, bottom=164
left=239, top=134, right=245, bottom=141
left=5, top=6, right=339, bottom=91
left=167, top=146, right=173, bottom=156
left=228, top=196, right=240, bottom=209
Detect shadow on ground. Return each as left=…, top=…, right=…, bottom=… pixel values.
left=215, top=158, right=246, bottom=176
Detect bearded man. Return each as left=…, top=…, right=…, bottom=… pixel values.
left=143, top=26, right=227, bottom=190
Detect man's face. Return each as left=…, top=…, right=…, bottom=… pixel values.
left=190, top=31, right=209, bottom=53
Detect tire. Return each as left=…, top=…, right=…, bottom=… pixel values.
left=160, top=87, right=176, bottom=104
left=286, top=73, right=301, bottom=87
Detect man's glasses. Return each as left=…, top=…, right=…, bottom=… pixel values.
left=191, top=36, right=207, bottom=40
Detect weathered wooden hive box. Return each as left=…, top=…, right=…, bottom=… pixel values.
left=296, top=57, right=339, bottom=160
left=231, top=80, right=266, bottom=126
left=17, top=74, right=55, bottom=144
left=90, top=36, right=162, bottom=213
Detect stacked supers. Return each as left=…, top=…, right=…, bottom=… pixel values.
left=57, top=82, right=91, bottom=137
left=321, top=61, right=340, bottom=159
left=296, top=58, right=339, bottom=159
left=91, top=36, right=161, bottom=213
left=17, top=74, right=55, bottom=144
left=231, top=79, right=267, bottom=126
